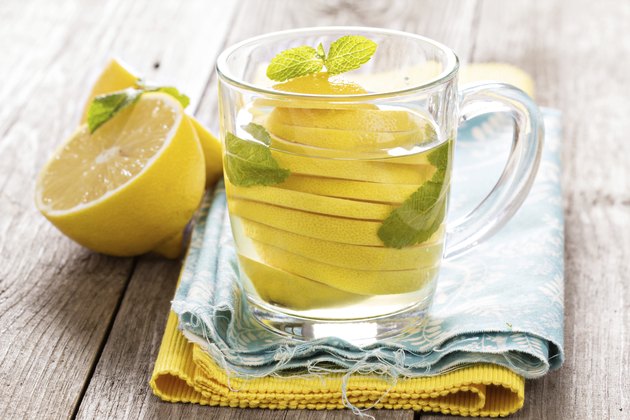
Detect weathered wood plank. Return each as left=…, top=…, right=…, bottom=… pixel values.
left=73, top=257, right=290, bottom=420
left=0, top=0, right=143, bottom=418
left=0, top=0, right=238, bottom=419
left=79, top=1, right=476, bottom=419
left=0, top=0, right=129, bottom=134
left=424, top=0, right=630, bottom=418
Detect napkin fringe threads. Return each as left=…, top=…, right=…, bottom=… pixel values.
left=151, top=310, right=525, bottom=417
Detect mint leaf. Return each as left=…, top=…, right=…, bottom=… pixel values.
left=138, top=80, right=190, bottom=108
left=243, top=122, right=272, bottom=145
left=266, top=46, right=324, bottom=82
left=324, top=35, right=377, bottom=75
left=225, top=123, right=290, bottom=186
left=87, top=88, right=142, bottom=133
left=266, top=35, right=377, bottom=81
left=378, top=140, right=451, bottom=248
left=87, top=83, right=191, bottom=133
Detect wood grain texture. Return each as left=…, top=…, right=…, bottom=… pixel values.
left=1, top=0, right=628, bottom=419
left=0, top=0, right=142, bottom=418
left=424, top=0, right=630, bottom=419
left=0, top=0, right=238, bottom=419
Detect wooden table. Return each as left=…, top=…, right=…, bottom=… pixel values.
left=1, top=0, right=628, bottom=418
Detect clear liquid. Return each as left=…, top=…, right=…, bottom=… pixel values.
left=226, top=102, right=451, bottom=322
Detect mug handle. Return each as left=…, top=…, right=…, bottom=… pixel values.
left=443, top=82, right=545, bottom=259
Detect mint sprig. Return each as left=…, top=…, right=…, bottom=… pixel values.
left=378, top=140, right=452, bottom=248
left=266, top=35, right=377, bottom=82
left=87, top=82, right=190, bottom=133
left=87, top=88, right=142, bottom=133
left=224, top=123, right=290, bottom=187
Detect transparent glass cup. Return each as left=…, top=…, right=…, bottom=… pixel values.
left=216, top=27, right=543, bottom=343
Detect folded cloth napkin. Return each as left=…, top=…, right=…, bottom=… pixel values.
left=150, top=107, right=564, bottom=417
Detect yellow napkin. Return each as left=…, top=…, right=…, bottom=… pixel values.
left=151, top=310, right=524, bottom=416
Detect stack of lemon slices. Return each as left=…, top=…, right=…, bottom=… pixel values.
left=35, top=59, right=222, bottom=258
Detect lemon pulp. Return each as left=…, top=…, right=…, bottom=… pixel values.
left=81, top=57, right=223, bottom=186
left=36, top=93, right=205, bottom=257
left=41, top=96, right=177, bottom=212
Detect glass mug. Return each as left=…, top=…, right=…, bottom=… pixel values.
left=216, top=27, right=543, bottom=342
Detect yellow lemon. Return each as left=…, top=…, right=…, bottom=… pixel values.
left=278, top=174, right=423, bottom=204
left=242, top=219, right=444, bottom=271
left=36, top=92, right=205, bottom=257
left=269, top=107, right=422, bottom=132
left=81, top=58, right=222, bottom=186
left=80, top=58, right=139, bottom=122
left=267, top=122, right=422, bottom=151
left=229, top=199, right=383, bottom=246
left=251, top=241, right=439, bottom=296
left=269, top=133, right=432, bottom=164
left=273, top=72, right=370, bottom=96
left=271, top=151, right=434, bottom=184
left=238, top=255, right=366, bottom=310
left=226, top=182, right=396, bottom=220
left=188, top=116, right=223, bottom=186
left=253, top=72, right=378, bottom=110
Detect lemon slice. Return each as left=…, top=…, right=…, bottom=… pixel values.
left=252, top=241, right=438, bottom=296
left=81, top=58, right=222, bottom=186
left=269, top=107, right=422, bottom=132
left=242, top=219, right=443, bottom=271
left=253, top=72, right=378, bottom=110
left=36, top=92, right=205, bottom=257
left=273, top=72, right=370, bottom=95
left=229, top=199, right=383, bottom=246
left=239, top=255, right=366, bottom=310
left=277, top=174, right=423, bottom=203
left=271, top=151, right=435, bottom=184
left=268, top=132, right=432, bottom=164
left=226, top=182, right=396, bottom=220
left=267, top=122, right=422, bottom=152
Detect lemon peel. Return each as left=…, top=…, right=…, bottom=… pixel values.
left=239, top=256, right=366, bottom=310
left=36, top=93, right=205, bottom=257
left=241, top=219, right=444, bottom=271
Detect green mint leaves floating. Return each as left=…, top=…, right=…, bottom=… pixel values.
left=87, top=81, right=190, bottom=133
left=378, top=140, right=452, bottom=248
left=224, top=123, right=290, bottom=187
left=266, top=35, right=377, bottom=82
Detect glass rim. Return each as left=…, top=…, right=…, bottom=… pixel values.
left=216, top=26, right=460, bottom=100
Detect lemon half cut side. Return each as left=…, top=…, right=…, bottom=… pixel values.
left=81, top=57, right=223, bottom=186
left=36, top=92, right=205, bottom=257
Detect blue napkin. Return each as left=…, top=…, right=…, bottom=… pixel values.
left=171, top=109, right=564, bottom=380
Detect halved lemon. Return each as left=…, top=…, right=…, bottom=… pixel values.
left=81, top=58, right=223, bottom=186
left=36, top=92, right=205, bottom=257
